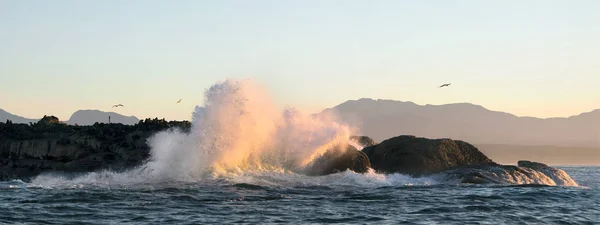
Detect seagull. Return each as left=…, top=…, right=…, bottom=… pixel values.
left=439, top=83, right=451, bottom=88
left=177, top=98, right=182, bottom=103
left=112, top=104, right=124, bottom=108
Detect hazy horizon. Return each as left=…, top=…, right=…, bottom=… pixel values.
left=3, top=96, right=600, bottom=123
left=2, top=1, right=600, bottom=121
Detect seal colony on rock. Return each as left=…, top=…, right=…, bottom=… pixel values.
left=0, top=116, right=578, bottom=186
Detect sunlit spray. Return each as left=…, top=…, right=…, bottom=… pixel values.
left=142, top=78, right=354, bottom=180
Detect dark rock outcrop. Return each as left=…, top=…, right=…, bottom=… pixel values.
left=304, top=143, right=371, bottom=176
left=517, top=160, right=548, bottom=170
left=37, top=115, right=61, bottom=125
left=0, top=116, right=191, bottom=181
left=360, top=135, right=577, bottom=186
left=349, top=136, right=376, bottom=149
left=362, top=135, right=495, bottom=176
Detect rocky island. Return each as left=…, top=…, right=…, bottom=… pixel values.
left=0, top=116, right=578, bottom=186
left=0, top=116, right=190, bottom=181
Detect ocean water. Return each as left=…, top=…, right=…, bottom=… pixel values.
left=2, top=79, right=598, bottom=224
left=0, top=166, right=598, bottom=224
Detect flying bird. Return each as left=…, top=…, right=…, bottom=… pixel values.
left=177, top=98, right=182, bottom=103
left=439, top=83, right=451, bottom=88
left=112, top=104, right=124, bottom=108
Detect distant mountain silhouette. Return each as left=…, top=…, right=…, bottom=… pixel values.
left=321, top=98, right=600, bottom=148
left=67, top=110, right=140, bottom=125
left=0, top=109, right=38, bottom=124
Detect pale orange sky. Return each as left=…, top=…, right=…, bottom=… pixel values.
left=1, top=1, right=599, bottom=121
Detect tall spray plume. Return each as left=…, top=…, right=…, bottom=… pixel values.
left=142, top=79, right=355, bottom=180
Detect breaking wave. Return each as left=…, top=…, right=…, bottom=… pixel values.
left=31, top=79, right=363, bottom=187
left=142, top=78, right=357, bottom=179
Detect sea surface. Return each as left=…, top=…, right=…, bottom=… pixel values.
left=0, top=166, right=598, bottom=224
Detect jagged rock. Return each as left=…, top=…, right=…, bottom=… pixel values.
left=304, top=143, right=371, bottom=176
left=362, top=135, right=495, bottom=176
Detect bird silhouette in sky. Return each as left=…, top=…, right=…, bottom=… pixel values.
left=112, top=104, right=124, bottom=108
left=177, top=98, right=182, bottom=103
left=439, top=83, right=451, bottom=88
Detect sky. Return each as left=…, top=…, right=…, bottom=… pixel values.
left=1, top=0, right=599, bottom=121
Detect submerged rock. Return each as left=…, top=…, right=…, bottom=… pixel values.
left=362, top=135, right=495, bottom=176
left=440, top=161, right=578, bottom=186
left=517, top=160, right=549, bottom=170
left=304, top=143, right=371, bottom=176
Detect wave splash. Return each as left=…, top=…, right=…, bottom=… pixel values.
left=31, top=79, right=359, bottom=187
left=143, top=79, right=355, bottom=180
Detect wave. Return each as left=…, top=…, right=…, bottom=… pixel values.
left=27, top=169, right=437, bottom=189
left=0, top=179, right=28, bottom=189
left=439, top=165, right=580, bottom=187
left=142, top=78, right=358, bottom=179
left=27, top=167, right=579, bottom=190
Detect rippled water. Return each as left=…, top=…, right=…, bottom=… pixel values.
left=1, top=167, right=598, bottom=224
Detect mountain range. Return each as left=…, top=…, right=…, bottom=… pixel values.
left=0, top=109, right=38, bottom=124
left=321, top=98, right=600, bottom=148
left=0, top=109, right=139, bottom=125
left=67, top=110, right=140, bottom=125
left=2, top=99, right=600, bottom=148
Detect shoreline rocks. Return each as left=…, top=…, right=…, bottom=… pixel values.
left=359, top=135, right=577, bottom=186
left=0, top=117, right=190, bottom=181
left=362, top=135, right=496, bottom=176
